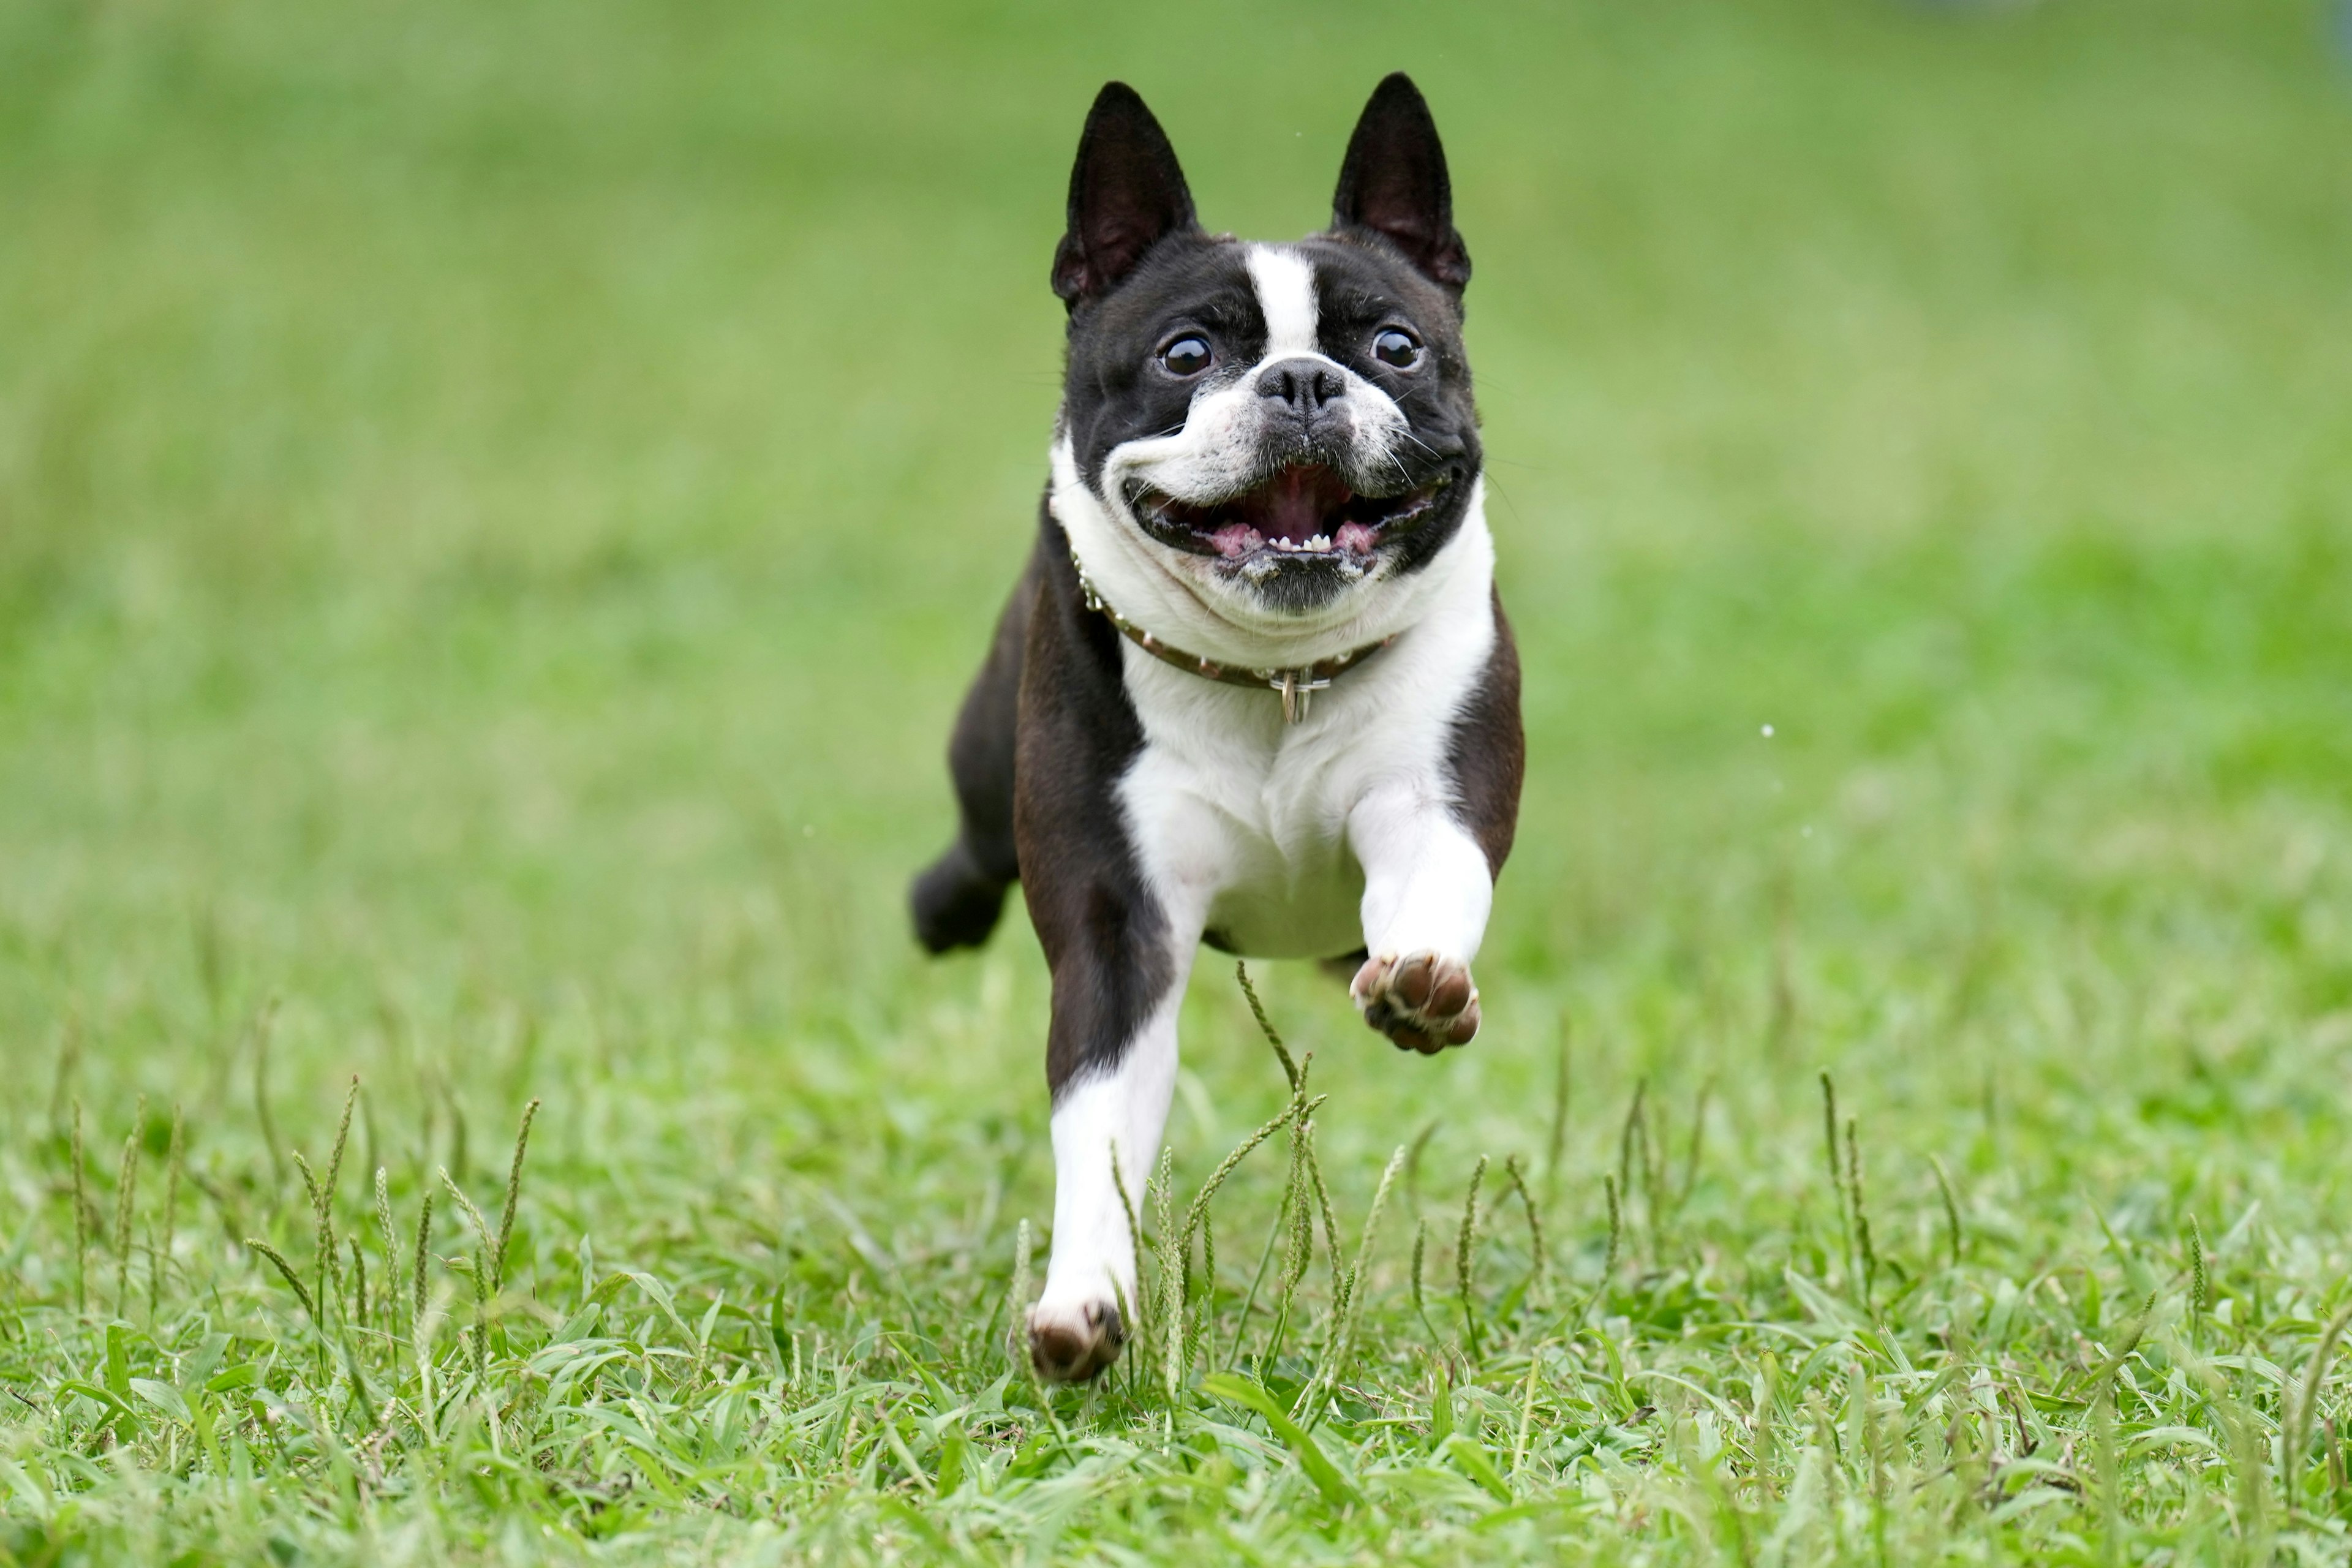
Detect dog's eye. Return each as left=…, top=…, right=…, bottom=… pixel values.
left=1373, top=328, right=1422, bottom=369
left=1159, top=336, right=1213, bottom=376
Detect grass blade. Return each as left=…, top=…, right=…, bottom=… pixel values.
left=1202, top=1372, right=1359, bottom=1508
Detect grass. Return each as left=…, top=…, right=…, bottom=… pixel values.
left=5, top=0, right=2352, bottom=1560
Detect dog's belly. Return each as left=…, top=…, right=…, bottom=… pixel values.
left=1201, top=828, right=1366, bottom=959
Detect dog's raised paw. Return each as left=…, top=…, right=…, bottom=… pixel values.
left=1028, top=1297, right=1125, bottom=1382
left=1351, top=951, right=1480, bottom=1054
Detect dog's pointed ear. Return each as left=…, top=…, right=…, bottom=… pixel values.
left=1052, top=83, right=1199, bottom=310
left=1332, top=73, right=1470, bottom=295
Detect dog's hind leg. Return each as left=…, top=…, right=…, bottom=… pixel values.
left=910, top=546, right=1041, bottom=953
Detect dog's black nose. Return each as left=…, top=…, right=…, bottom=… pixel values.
left=1256, top=357, right=1344, bottom=413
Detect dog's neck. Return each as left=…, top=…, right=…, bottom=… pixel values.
left=1049, top=435, right=1490, bottom=673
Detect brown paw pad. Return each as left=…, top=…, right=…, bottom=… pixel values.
left=1351, top=951, right=1480, bottom=1054
left=1028, top=1299, right=1125, bottom=1382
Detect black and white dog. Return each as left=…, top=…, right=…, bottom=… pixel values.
left=913, top=75, right=1523, bottom=1380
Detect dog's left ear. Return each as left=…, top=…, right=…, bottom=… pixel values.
left=1332, top=73, right=1471, bottom=296
left=1053, top=83, right=1199, bottom=311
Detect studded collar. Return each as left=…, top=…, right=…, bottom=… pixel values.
left=1069, top=549, right=1395, bottom=725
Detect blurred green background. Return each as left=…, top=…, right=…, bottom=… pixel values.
left=11, top=5, right=2352, bottom=1555
left=4, top=0, right=2351, bottom=1206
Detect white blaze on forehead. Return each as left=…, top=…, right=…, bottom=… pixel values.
left=1244, top=246, right=1320, bottom=358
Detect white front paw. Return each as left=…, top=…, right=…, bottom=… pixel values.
left=1352, top=950, right=1480, bottom=1054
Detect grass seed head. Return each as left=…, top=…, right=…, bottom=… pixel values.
left=1586, top=1174, right=1623, bottom=1326
left=492, top=1098, right=539, bottom=1293
left=375, top=1168, right=401, bottom=1329
left=1322, top=1144, right=1408, bottom=1400
left=69, top=1101, right=88, bottom=1317
left=247, top=1236, right=318, bottom=1324
left=1616, top=1079, right=1647, bottom=1218
left=1304, top=1119, right=1343, bottom=1278
left=2187, top=1214, right=2209, bottom=1328
left=2286, top=1296, right=2352, bottom=1507
left=113, top=1105, right=141, bottom=1314
left=411, top=1188, right=435, bottom=1330
left=1411, top=1217, right=1438, bottom=1345
left=1457, top=1154, right=1488, bottom=1360
left=1930, top=1153, right=1964, bottom=1270
left=47, top=1012, right=81, bottom=1137
left=1110, top=1144, right=1144, bottom=1348
left=160, top=1106, right=184, bottom=1270
left=1845, top=1117, right=1875, bottom=1310
left=326, top=1076, right=358, bottom=1199
left=1819, top=1072, right=1852, bottom=1273
left=1505, top=1153, right=1548, bottom=1298
left=1235, top=962, right=1299, bottom=1092
left=437, top=1167, right=492, bottom=1261
left=1272, top=1101, right=1316, bottom=1343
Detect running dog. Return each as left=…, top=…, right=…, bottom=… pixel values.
left=913, top=74, right=1522, bottom=1380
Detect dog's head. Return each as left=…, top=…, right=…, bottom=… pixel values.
left=1053, top=75, right=1480, bottom=622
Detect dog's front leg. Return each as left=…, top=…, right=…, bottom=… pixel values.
left=1027, top=888, right=1201, bottom=1381
left=1347, top=785, right=1494, bottom=1052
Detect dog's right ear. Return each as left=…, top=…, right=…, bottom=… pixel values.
left=1052, top=83, right=1198, bottom=311
left=1332, top=74, right=1470, bottom=296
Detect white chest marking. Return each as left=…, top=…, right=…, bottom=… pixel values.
left=1115, top=500, right=1498, bottom=957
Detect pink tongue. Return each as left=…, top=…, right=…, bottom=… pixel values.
left=1335, top=521, right=1377, bottom=554
left=1259, top=469, right=1327, bottom=544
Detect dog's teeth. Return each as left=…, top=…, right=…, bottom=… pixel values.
left=1306, top=534, right=1330, bottom=552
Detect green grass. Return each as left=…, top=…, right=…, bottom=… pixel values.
left=6, top=0, right=2352, bottom=1560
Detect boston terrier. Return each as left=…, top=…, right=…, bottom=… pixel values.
left=911, top=74, right=1523, bottom=1380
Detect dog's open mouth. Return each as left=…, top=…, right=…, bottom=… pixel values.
left=1132, top=464, right=1445, bottom=561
